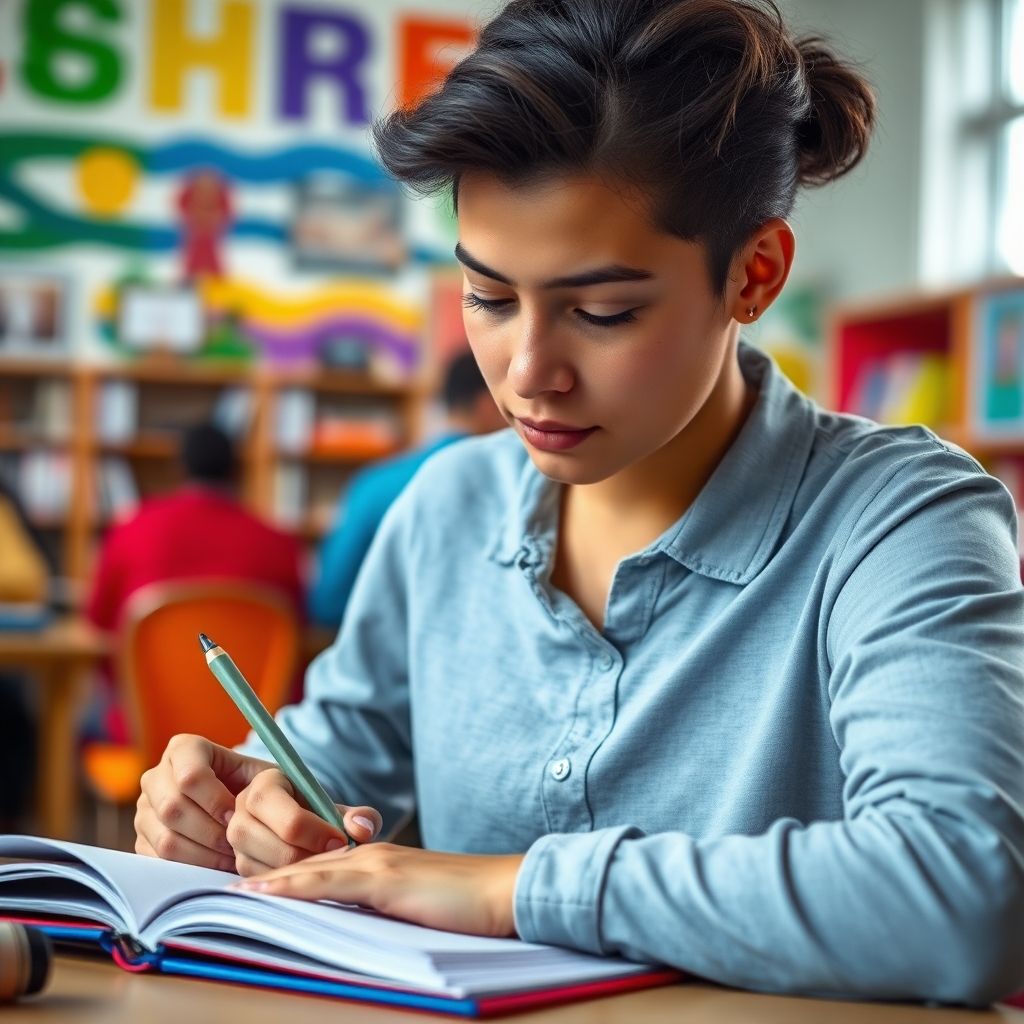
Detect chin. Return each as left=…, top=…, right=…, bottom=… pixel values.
left=522, top=448, right=618, bottom=486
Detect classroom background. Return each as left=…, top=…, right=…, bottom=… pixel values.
left=0, top=0, right=1021, bottom=848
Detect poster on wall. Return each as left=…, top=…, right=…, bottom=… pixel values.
left=972, top=288, right=1024, bottom=437
left=0, top=268, right=70, bottom=359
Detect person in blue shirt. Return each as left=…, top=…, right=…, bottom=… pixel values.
left=135, top=0, right=1024, bottom=1005
left=309, top=350, right=504, bottom=629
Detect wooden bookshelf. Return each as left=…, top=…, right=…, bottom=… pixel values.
left=0, top=359, right=429, bottom=589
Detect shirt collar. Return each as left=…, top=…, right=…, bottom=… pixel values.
left=491, top=343, right=818, bottom=585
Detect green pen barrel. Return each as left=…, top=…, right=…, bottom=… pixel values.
left=206, top=648, right=350, bottom=839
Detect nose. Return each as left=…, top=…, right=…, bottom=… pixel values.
left=507, top=315, right=574, bottom=400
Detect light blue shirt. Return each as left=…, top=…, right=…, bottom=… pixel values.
left=241, top=343, right=1024, bottom=1005
left=308, top=433, right=467, bottom=627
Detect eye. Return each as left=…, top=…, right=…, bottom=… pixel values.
left=575, top=307, right=641, bottom=327
left=462, top=292, right=642, bottom=328
left=462, top=292, right=513, bottom=315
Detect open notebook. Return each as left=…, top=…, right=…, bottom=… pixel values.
left=0, top=836, right=679, bottom=1016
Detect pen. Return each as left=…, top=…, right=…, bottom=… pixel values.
left=198, top=632, right=354, bottom=846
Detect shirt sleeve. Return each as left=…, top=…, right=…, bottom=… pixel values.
left=514, top=450, right=1024, bottom=1005
left=308, top=471, right=395, bottom=628
left=239, top=484, right=417, bottom=838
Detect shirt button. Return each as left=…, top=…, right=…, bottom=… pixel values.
left=600, top=653, right=614, bottom=670
left=550, top=758, right=571, bottom=781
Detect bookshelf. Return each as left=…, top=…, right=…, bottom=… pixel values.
left=827, top=275, right=1024, bottom=538
left=0, top=359, right=429, bottom=591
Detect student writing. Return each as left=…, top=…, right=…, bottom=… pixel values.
left=134, top=0, right=1024, bottom=1005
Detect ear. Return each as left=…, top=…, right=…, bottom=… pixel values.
left=729, top=218, right=796, bottom=325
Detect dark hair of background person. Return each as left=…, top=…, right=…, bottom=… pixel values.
left=373, top=0, right=877, bottom=300
left=442, top=349, right=489, bottom=413
left=181, top=422, right=237, bottom=485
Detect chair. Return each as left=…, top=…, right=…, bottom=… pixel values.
left=82, top=579, right=301, bottom=848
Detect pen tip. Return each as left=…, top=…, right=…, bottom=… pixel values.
left=198, top=633, right=216, bottom=652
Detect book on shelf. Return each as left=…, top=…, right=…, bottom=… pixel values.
left=95, top=456, right=139, bottom=522
left=17, top=449, right=71, bottom=519
left=30, top=378, right=72, bottom=442
left=273, top=462, right=308, bottom=527
left=0, top=837, right=678, bottom=1016
left=276, top=387, right=315, bottom=454
left=96, top=380, right=139, bottom=444
left=211, top=385, right=254, bottom=440
left=848, top=353, right=949, bottom=428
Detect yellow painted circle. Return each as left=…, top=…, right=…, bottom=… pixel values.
left=76, top=147, right=139, bottom=216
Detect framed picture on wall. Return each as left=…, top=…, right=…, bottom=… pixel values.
left=971, top=287, right=1024, bottom=437
left=291, top=175, right=406, bottom=274
left=116, top=284, right=205, bottom=354
left=0, top=267, right=70, bottom=359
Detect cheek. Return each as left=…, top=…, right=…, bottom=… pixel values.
left=465, top=325, right=506, bottom=392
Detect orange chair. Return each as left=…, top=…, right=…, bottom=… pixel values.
left=82, top=579, right=301, bottom=846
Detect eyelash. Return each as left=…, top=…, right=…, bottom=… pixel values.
left=461, top=292, right=640, bottom=328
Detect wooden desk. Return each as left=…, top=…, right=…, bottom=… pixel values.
left=5, top=957, right=1023, bottom=1022
left=0, top=619, right=108, bottom=840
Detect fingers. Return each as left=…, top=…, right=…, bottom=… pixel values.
left=167, top=735, right=252, bottom=826
left=231, top=847, right=372, bottom=905
left=341, top=805, right=382, bottom=845
left=229, top=769, right=350, bottom=871
left=136, top=733, right=270, bottom=869
left=134, top=792, right=236, bottom=872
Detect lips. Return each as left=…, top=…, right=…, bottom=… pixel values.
left=515, top=417, right=597, bottom=452
left=518, top=417, right=589, bottom=432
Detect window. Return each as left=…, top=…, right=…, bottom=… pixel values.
left=920, top=0, right=1024, bottom=283
left=995, top=0, right=1024, bottom=272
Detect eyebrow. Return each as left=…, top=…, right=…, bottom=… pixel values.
left=454, top=243, right=653, bottom=289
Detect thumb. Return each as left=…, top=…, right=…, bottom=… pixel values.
left=340, top=804, right=383, bottom=844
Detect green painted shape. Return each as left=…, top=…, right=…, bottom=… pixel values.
left=22, top=0, right=124, bottom=103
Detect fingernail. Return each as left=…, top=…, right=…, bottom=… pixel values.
left=352, top=815, right=375, bottom=836
left=325, top=838, right=347, bottom=851
left=230, top=880, right=267, bottom=891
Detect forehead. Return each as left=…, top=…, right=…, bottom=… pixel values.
left=456, top=171, right=707, bottom=283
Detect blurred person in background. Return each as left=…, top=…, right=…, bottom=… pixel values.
left=309, top=350, right=504, bottom=628
left=85, top=422, right=304, bottom=742
left=0, top=477, right=51, bottom=830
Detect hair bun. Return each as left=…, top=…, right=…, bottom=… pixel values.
left=795, top=35, right=877, bottom=186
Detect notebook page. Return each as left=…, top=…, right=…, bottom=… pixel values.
left=0, top=836, right=237, bottom=936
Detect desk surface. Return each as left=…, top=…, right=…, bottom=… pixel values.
left=6, top=957, right=1024, bottom=1023
left=0, top=617, right=108, bottom=661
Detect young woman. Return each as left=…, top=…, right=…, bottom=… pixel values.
left=135, top=0, right=1024, bottom=1004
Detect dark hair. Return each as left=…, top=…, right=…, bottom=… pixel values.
left=373, top=0, right=876, bottom=297
left=181, top=423, right=237, bottom=484
left=442, top=349, right=488, bottom=412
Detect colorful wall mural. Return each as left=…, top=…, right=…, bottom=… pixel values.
left=0, top=0, right=478, bottom=368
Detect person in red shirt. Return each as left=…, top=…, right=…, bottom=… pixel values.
left=86, top=422, right=304, bottom=741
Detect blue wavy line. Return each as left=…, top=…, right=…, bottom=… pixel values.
left=149, top=140, right=391, bottom=184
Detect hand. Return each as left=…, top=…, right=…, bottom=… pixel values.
left=232, top=844, right=525, bottom=937
left=135, top=734, right=276, bottom=871
left=228, top=767, right=383, bottom=875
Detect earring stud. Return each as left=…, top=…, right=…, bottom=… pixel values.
left=746, top=305, right=758, bottom=319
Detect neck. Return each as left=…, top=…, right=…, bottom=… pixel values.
left=568, top=337, right=754, bottom=542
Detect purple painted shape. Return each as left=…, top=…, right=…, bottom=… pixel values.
left=280, top=7, right=371, bottom=126
left=243, top=315, right=419, bottom=367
